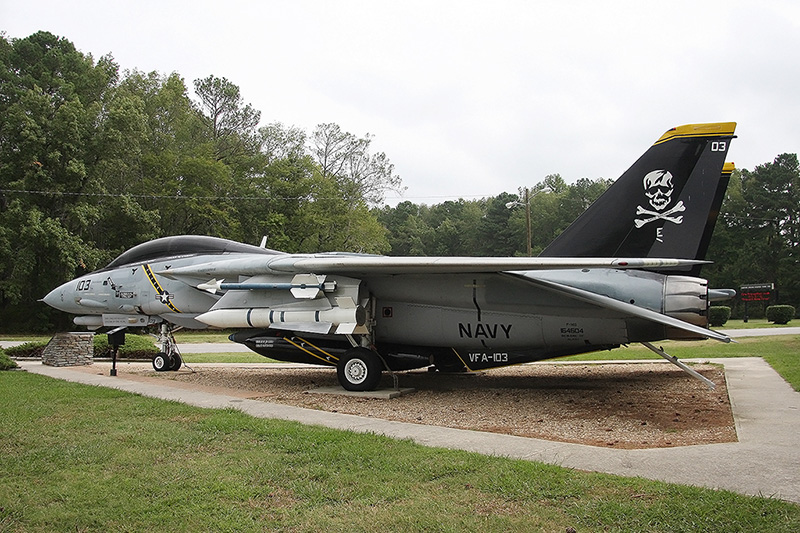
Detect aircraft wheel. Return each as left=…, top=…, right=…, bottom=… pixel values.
left=169, top=353, right=182, bottom=371
left=337, top=348, right=382, bottom=391
left=152, top=352, right=171, bottom=372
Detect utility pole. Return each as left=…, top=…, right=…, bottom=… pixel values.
left=506, top=186, right=548, bottom=257
left=523, top=188, right=532, bottom=257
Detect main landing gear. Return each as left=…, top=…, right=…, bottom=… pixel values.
left=337, top=347, right=383, bottom=391
left=152, top=322, right=183, bottom=372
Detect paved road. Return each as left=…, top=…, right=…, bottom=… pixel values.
left=720, top=326, right=800, bottom=337
left=18, top=356, right=800, bottom=504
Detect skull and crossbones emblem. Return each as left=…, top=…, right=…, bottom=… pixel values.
left=634, top=170, right=685, bottom=228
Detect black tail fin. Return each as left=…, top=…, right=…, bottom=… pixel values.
left=540, top=123, right=736, bottom=268
left=692, top=161, right=734, bottom=266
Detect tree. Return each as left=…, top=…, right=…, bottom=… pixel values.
left=193, top=75, right=261, bottom=162
left=739, top=155, right=799, bottom=307
left=110, top=70, right=233, bottom=243
left=423, top=200, right=485, bottom=256
left=376, top=202, right=430, bottom=255
left=375, top=177, right=613, bottom=257
left=0, top=32, right=120, bottom=329
left=705, top=156, right=800, bottom=315
left=311, top=123, right=403, bottom=205
left=258, top=121, right=307, bottom=165
left=475, top=192, right=520, bottom=256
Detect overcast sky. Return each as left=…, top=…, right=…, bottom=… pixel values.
left=4, top=0, right=800, bottom=205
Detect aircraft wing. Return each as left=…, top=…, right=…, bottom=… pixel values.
left=158, top=255, right=707, bottom=279
left=515, top=273, right=732, bottom=343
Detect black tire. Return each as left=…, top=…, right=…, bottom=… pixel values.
left=152, top=352, right=171, bottom=372
left=169, top=353, right=182, bottom=371
left=337, top=348, right=382, bottom=391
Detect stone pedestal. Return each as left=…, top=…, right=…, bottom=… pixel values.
left=42, top=332, right=94, bottom=367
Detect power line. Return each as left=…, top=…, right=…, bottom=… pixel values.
left=1, top=188, right=502, bottom=204
left=0, top=188, right=326, bottom=201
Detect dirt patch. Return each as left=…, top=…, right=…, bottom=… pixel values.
left=108, top=361, right=736, bottom=449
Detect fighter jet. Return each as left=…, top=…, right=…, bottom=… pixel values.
left=42, top=122, right=737, bottom=391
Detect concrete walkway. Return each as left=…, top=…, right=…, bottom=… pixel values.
left=18, top=357, right=800, bottom=504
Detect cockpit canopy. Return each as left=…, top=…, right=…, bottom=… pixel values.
left=104, top=235, right=281, bottom=269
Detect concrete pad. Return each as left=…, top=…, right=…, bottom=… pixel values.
left=308, top=386, right=416, bottom=399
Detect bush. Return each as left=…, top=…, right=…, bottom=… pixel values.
left=5, top=335, right=159, bottom=361
left=94, top=333, right=159, bottom=360
left=766, top=305, right=795, bottom=325
left=0, top=348, right=19, bottom=370
left=5, top=341, right=47, bottom=358
left=708, top=306, right=731, bottom=327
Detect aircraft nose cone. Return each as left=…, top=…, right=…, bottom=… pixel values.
left=42, top=284, right=69, bottom=312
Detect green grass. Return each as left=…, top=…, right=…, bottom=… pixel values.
left=0, top=334, right=51, bottom=343
left=560, top=335, right=800, bottom=390
left=1, top=371, right=798, bottom=532
left=174, top=329, right=236, bottom=343
left=181, top=352, right=280, bottom=364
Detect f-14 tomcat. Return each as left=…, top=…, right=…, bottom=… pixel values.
left=43, top=123, right=737, bottom=391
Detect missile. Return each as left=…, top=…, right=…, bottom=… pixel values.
left=197, top=274, right=335, bottom=299
left=196, top=304, right=366, bottom=333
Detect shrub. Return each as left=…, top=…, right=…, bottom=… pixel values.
left=5, top=335, right=159, bottom=361
left=0, top=348, right=19, bottom=370
left=93, top=334, right=159, bottom=360
left=5, top=341, right=47, bottom=358
left=766, top=305, right=795, bottom=325
left=708, top=306, right=731, bottom=327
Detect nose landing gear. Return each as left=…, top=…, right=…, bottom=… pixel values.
left=152, top=323, right=183, bottom=372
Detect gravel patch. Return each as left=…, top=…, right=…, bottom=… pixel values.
left=121, top=361, right=736, bottom=449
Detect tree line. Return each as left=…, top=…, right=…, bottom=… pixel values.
left=0, top=32, right=400, bottom=329
left=1, top=31, right=796, bottom=331
left=375, top=162, right=799, bottom=319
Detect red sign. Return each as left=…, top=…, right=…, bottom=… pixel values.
left=741, top=291, right=771, bottom=302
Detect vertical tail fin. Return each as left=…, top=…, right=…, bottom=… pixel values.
left=540, top=123, right=736, bottom=268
